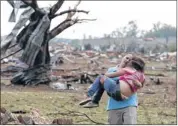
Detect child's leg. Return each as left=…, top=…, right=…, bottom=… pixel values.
left=92, top=85, right=105, bottom=104
left=82, top=86, right=104, bottom=108
left=91, top=77, right=123, bottom=103
left=102, top=77, right=123, bottom=101
left=87, top=75, right=103, bottom=97
left=82, top=77, right=123, bottom=108
left=79, top=75, right=104, bottom=106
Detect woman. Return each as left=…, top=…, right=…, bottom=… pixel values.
left=79, top=54, right=145, bottom=108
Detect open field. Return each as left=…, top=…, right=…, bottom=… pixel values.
left=1, top=58, right=177, bottom=124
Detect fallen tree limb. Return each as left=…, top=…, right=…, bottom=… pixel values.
left=1, top=49, right=22, bottom=61
left=47, top=110, right=105, bottom=125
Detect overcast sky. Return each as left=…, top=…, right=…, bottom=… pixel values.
left=1, top=1, right=176, bottom=39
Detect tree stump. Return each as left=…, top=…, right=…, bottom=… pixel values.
left=11, top=65, right=51, bottom=86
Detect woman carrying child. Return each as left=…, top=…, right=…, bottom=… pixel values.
left=79, top=54, right=145, bottom=108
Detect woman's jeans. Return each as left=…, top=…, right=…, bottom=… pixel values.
left=87, top=75, right=123, bottom=104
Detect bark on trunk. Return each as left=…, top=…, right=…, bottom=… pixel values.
left=11, top=64, right=51, bottom=86
left=11, top=12, right=51, bottom=85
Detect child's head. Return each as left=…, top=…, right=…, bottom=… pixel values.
left=127, top=56, right=145, bottom=72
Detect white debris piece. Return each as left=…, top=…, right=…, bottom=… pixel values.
left=50, top=82, right=66, bottom=90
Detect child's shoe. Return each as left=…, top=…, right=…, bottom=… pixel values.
left=82, top=101, right=99, bottom=108
left=78, top=98, right=92, bottom=106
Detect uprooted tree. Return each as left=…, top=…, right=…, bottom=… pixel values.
left=1, top=0, right=95, bottom=86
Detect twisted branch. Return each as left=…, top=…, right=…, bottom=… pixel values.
left=50, top=0, right=65, bottom=16
left=49, top=17, right=96, bottom=39
left=47, top=110, right=105, bottom=125
left=48, top=0, right=96, bottom=39
left=51, top=9, right=89, bottom=19
left=66, top=0, right=81, bottom=19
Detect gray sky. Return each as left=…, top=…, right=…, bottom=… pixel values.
left=1, top=1, right=176, bottom=39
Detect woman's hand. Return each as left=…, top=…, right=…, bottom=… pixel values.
left=121, top=93, right=128, bottom=100
left=100, top=75, right=107, bottom=84
left=133, top=80, right=142, bottom=88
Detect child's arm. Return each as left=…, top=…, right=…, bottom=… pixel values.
left=105, top=68, right=127, bottom=78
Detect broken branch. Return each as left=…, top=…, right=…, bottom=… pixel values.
left=49, top=19, right=77, bottom=39
left=1, top=49, right=22, bottom=61
left=47, top=110, right=105, bottom=125
left=50, top=0, right=65, bottom=16
left=51, top=9, right=89, bottom=19
left=74, top=0, right=81, bottom=9
left=62, top=107, right=104, bottom=124
left=8, top=43, right=18, bottom=49
left=49, top=18, right=96, bottom=39
left=66, top=0, right=81, bottom=19
left=76, top=18, right=97, bottom=22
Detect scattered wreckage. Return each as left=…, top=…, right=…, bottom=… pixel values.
left=1, top=1, right=176, bottom=88
left=0, top=107, right=73, bottom=125
left=1, top=44, right=176, bottom=89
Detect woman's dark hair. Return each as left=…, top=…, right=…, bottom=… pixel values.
left=128, top=56, right=145, bottom=72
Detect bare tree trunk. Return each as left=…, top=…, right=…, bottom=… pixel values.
left=2, top=0, right=93, bottom=86
left=11, top=11, right=52, bottom=85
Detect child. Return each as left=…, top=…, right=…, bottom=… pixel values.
left=79, top=54, right=145, bottom=108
